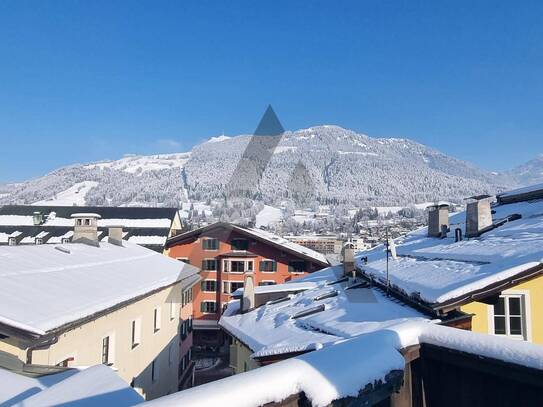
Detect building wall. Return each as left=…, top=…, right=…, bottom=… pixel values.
left=229, top=338, right=259, bottom=374
left=461, top=275, right=543, bottom=344
left=0, top=283, right=183, bottom=401
left=167, top=229, right=325, bottom=324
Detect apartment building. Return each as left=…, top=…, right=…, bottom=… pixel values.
left=164, top=222, right=330, bottom=345
left=285, top=234, right=370, bottom=255
left=0, top=214, right=200, bottom=401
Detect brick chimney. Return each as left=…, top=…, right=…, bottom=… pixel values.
left=241, top=273, right=255, bottom=313
left=72, top=213, right=101, bottom=245
left=427, top=204, right=449, bottom=238
left=465, top=196, right=493, bottom=238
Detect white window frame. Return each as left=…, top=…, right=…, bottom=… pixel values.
left=223, top=258, right=253, bottom=274
left=153, top=307, right=162, bottom=333
left=201, top=279, right=217, bottom=293
left=101, top=332, right=116, bottom=366
left=131, top=318, right=142, bottom=349
left=201, top=300, right=217, bottom=314
left=170, top=301, right=177, bottom=321
left=259, top=280, right=277, bottom=286
left=202, top=258, right=218, bottom=271
left=488, top=289, right=532, bottom=341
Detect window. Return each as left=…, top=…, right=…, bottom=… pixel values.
left=84, top=219, right=90, bottom=226
left=202, top=259, right=218, bottom=271
left=35, top=238, right=43, bottom=245
left=8, top=237, right=16, bottom=246
left=168, top=344, right=174, bottom=366
left=131, top=319, right=141, bottom=348
left=201, top=280, right=217, bottom=292
left=231, top=239, right=249, bottom=251
left=182, top=287, right=193, bottom=307
left=222, top=281, right=244, bottom=294
left=151, top=360, right=159, bottom=382
left=102, top=336, right=113, bottom=365
left=153, top=307, right=161, bottom=333
left=493, top=294, right=526, bottom=339
left=177, top=257, right=190, bottom=264
left=259, top=260, right=277, bottom=272
left=180, top=319, right=189, bottom=339
left=200, top=301, right=217, bottom=313
left=61, top=238, right=70, bottom=244
left=188, top=315, right=193, bottom=332
left=288, top=260, right=306, bottom=273
left=230, top=261, right=245, bottom=273
left=259, top=281, right=276, bottom=286
left=170, top=302, right=177, bottom=320
left=202, top=238, right=219, bottom=250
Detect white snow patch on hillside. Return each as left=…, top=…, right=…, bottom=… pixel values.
left=33, top=181, right=99, bottom=206
left=256, top=205, right=283, bottom=227
left=85, top=153, right=190, bottom=175
left=207, top=135, right=232, bottom=143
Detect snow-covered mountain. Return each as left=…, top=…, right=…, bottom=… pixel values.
left=507, top=154, right=543, bottom=186
left=0, top=126, right=523, bottom=208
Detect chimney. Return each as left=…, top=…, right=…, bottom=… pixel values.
left=108, top=226, right=123, bottom=247
left=465, top=196, right=493, bottom=238
left=342, top=240, right=355, bottom=277
left=33, top=211, right=43, bottom=226
left=241, top=273, right=255, bottom=313
left=427, top=204, right=450, bottom=238
left=71, top=213, right=101, bottom=245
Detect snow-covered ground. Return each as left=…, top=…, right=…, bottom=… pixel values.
left=256, top=205, right=282, bottom=228
left=33, top=181, right=99, bottom=206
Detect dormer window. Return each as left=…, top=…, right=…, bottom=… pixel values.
left=77, top=219, right=83, bottom=226
left=61, top=238, right=71, bottom=244
left=84, top=219, right=91, bottom=226
left=231, top=239, right=249, bottom=251
left=35, top=238, right=43, bottom=245
left=8, top=237, right=16, bottom=246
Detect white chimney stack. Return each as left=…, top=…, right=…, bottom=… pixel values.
left=465, top=196, right=493, bottom=238
left=72, top=213, right=101, bottom=245
left=427, top=204, right=449, bottom=238
left=342, top=241, right=355, bottom=277
left=108, top=226, right=123, bottom=247
left=241, top=273, right=255, bottom=313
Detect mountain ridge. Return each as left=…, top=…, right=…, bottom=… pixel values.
left=0, top=125, right=531, bottom=208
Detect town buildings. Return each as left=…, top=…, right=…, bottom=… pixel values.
left=284, top=234, right=370, bottom=255
left=164, top=222, right=330, bottom=346
left=0, top=205, right=182, bottom=252
left=0, top=213, right=200, bottom=400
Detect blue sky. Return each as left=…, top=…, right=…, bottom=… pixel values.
left=1, top=1, right=542, bottom=182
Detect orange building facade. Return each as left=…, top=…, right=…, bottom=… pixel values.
left=165, top=223, right=329, bottom=345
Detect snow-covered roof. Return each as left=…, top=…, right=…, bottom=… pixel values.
left=231, top=281, right=317, bottom=297
left=357, top=192, right=543, bottom=307
left=144, top=320, right=543, bottom=407
left=0, top=205, right=177, bottom=251
left=0, top=365, right=143, bottom=406
left=220, top=266, right=426, bottom=358
left=0, top=240, right=199, bottom=336
left=167, top=222, right=330, bottom=266
left=243, top=227, right=329, bottom=265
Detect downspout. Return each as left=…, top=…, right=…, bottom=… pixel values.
left=26, top=335, right=59, bottom=364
